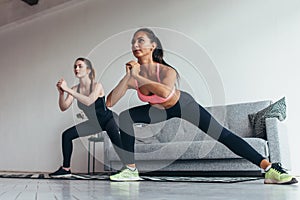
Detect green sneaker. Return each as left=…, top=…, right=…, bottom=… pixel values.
left=264, top=163, right=298, bottom=184
left=110, top=168, right=142, bottom=181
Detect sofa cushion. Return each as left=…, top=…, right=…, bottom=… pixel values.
left=139, top=105, right=229, bottom=144
left=206, top=105, right=228, bottom=128
left=136, top=100, right=272, bottom=143
left=108, top=138, right=268, bottom=161
left=226, top=100, right=271, bottom=137
left=134, top=100, right=272, bottom=143
left=248, top=97, right=286, bottom=139
left=155, top=118, right=208, bottom=143
left=134, top=118, right=207, bottom=144
left=134, top=123, right=160, bottom=144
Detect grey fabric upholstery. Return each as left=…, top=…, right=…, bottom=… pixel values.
left=103, top=100, right=290, bottom=174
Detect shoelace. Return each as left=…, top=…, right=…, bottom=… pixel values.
left=272, top=163, right=287, bottom=174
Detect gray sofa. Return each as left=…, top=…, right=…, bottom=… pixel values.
left=103, top=100, right=290, bottom=175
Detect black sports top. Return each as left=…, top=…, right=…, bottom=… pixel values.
left=76, top=83, right=113, bottom=127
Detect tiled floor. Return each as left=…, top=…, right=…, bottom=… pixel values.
left=0, top=177, right=299, bottom=200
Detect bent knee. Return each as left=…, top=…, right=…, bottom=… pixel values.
left=62, top=127, right=78, bottom=141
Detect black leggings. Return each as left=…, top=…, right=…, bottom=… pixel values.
left=119, top=91, right=265, bottom=166
left=62, top=116, right=124, bottom=168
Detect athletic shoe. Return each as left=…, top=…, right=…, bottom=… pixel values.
left=49, top=167, right=72, bottom=178
left=110, top=168, right=142, bottom=181
left=264, top=163, right=298, bottom=184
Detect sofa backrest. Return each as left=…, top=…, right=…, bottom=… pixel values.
left=134, top=100, right=272, bottom=143
left=224, top=100, right=271, bottom=137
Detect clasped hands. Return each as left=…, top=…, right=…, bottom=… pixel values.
left=56, top=78, right=69, bottom=94
left=126, top=60, right=140, bottom=78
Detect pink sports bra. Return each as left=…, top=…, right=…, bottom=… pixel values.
left=135, top=63, right=176, bottom=104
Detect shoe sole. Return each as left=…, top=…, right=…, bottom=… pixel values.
left=264, top=177, right=298, bottom=185
left=110, top=177, right=143, bottom=182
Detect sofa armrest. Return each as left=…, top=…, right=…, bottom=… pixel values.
left=265, top=118, right=291, bottom=170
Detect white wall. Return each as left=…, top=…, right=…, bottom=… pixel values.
left=0, top=0, right=299, bottom=174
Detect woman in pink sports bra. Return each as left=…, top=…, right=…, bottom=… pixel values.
left=106, top=28, right=297, bottom=184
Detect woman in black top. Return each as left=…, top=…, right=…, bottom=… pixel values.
left=50, top=57, right=124, bottom=177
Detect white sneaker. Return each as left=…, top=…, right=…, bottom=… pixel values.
left=110, top=168, right=142, bottom=181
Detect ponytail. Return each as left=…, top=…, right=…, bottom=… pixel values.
left=89, top=68, right=96, bottom=81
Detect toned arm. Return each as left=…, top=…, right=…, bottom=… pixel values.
left=64, top=82, right=104, bottom=106
left=106, top=74, right=135, bottom=107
